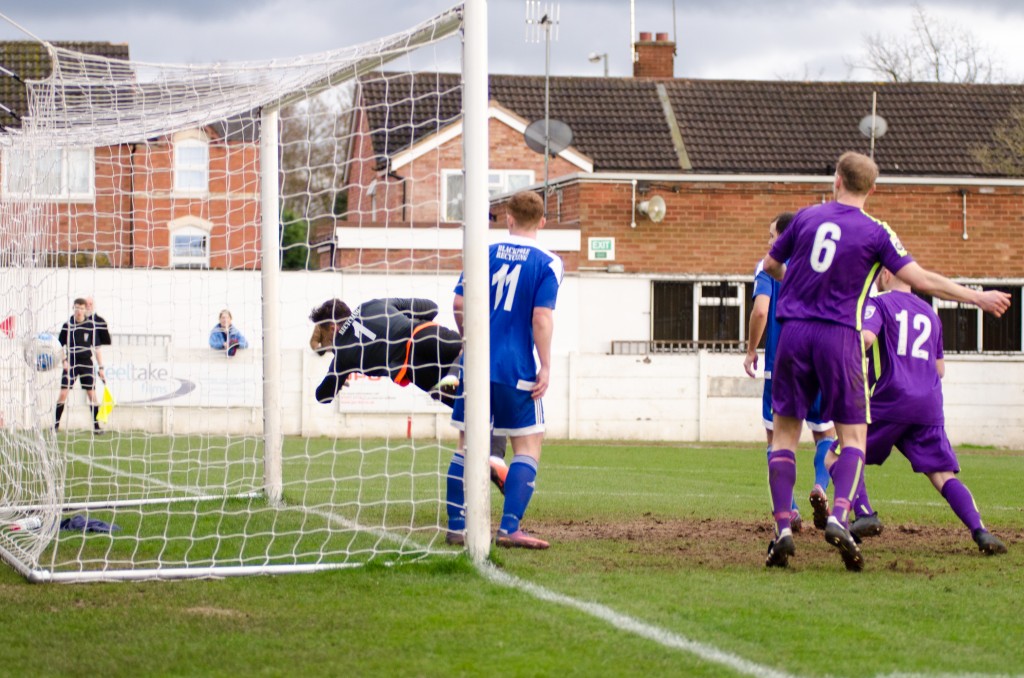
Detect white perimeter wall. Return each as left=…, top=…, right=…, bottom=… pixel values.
left=22, top=269, right=1024, bottom=448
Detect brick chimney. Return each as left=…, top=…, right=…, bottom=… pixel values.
left=633, top=31, right=675, bottom=78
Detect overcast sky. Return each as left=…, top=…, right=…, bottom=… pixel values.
left=0, top=1, right=1021, bottom=82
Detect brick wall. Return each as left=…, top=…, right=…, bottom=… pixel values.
left=30, top=131, right=263, bottom=270
left=562, top=179, right=1024, bottom=277
left=633, top=32, right=675, bottom=79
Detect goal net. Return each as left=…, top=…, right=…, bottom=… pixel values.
left=0, top=3, right=487, bottom=581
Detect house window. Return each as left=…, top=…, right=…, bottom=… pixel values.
left=169, top=217, right=212, bottom=268
left=1, top=147, right=94, bottom=200
left=652, top=281, right=693, bottom=342
left=697, top=281, right=746, bottom=343
left=651, top=279, right=751, bottom=351
left=919, top=285, right=1023, bottom=353
left=441, top=169, right=535, bottom=222
left=174, top=132, right=209, bottom=194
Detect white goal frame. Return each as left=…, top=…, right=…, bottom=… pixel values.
left=0, top=0, right=492, bottom=582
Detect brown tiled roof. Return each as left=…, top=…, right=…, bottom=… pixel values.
left=360, top=72, right=1024, bottom=178
left=360, top=73, right=679, bottom=172
left=665, top=79, right=1024, bottom=177
left=0, top=41, right=130, bottom=130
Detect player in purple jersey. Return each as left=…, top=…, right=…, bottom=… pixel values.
left=744, top=212, right=837, bottom=532
left=762, top=151, right=1011, bottom=571
left=445, top=191, right=563, bottom=550
left=845, top=269, right=1006, bottom=554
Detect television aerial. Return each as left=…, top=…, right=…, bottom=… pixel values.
left=858, top=91, right=887, bottom=159
left=524, top=118, right=574, bottom=157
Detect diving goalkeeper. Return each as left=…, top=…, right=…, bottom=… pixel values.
left=314, top=297, right=463, bottom=406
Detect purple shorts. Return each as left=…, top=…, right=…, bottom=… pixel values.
left=866, top=420, right=959, bottom=474
left=772, top=320, right=868, bottom=425
left=762, top=379, right=831, bottom=431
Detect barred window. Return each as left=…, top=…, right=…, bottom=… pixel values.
left=916, top=285, right=1022, bottom=354
left=652, top=281, right=693, bottom=342
left=650, top=279, right=751, bottom=351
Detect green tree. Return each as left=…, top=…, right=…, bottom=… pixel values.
left=974, top=107, right=1024, bottom=177
left=280, top=209, right=310, bottom=270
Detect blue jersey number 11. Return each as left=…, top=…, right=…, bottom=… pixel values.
left=492, top=263, right=522, bottom=312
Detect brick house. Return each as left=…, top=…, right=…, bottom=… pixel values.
left=325, top=32, right=1024, bottom=354
left=0, top=41, right=261, bottom=270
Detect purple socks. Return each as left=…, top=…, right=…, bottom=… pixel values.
left=768, top=449, right=797, bottom=533
left=829, top=447, right=865, bottom=528
left=940, top=478, right=984, bottom=533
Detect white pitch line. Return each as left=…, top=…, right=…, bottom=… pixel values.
left=882, top=499, right=1021, bottom=512
left=477, top=561, right=799, bottom=678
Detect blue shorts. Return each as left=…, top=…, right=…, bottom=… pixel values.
left=866, top=420, right=959, bottom=474
left=772, top=320, right=868, bottom=425
left=450, top=381, right=545, bottom=437
left=762, top=379, right=832, bottom=432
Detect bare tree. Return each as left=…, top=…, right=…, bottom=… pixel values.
left=850, top=3, right=1002, bottom=83
left=974, top=107, right=1024, bottom=176
left=279, top=86, right=355, bottom=219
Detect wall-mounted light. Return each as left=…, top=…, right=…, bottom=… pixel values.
left=636, top=195, right=666, bottom=223
left=630, top=179, right=667, bottom=228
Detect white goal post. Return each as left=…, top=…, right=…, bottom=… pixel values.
left=0, top=1, right=492, bottom=582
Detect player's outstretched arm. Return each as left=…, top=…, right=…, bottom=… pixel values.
left=314, top=353, right=356, bottom=403
left=394, top=298, right=439, bottom=323
left=744, top=294, right=770, bottom=377
left=452, top=294, right=465, bottom=336
left=762, top=255, right=786, bottom=282
left=531, top=307, right=553, bottom=400
left=894, top=262, right=1011, bottom=317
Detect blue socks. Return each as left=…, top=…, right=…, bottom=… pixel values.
left=499, top=455, right=538, bottom=534
left=445, top=452, right=465, bottom=531
left=814, top=437, right=835, bottom=490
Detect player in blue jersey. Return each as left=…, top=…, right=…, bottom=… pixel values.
left=745, top=212, right=837, bottom=533
left=762, top=151, right=1011, bottom=571
left=445, top=190, right=563, bottom=549
left=844, top=269, right=1006, bottom=554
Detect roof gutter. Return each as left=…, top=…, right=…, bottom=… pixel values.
left=539, top=171, right=1024, bottom=189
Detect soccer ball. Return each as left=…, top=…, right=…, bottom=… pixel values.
left=24, top=333, right=62, bottom=372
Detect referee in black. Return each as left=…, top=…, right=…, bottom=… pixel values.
left=55, top=298, right=106, bottom=434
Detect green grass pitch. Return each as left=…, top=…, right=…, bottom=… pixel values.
left=2, top=438, right=1022, bottom=677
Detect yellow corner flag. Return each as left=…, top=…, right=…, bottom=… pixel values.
left=97, top=384, right=116, bottom=423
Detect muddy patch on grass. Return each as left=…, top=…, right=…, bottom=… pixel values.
left=524, top=515, right=1021, bottom=573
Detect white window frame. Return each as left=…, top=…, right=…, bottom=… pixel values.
left=169, top=216, right=212, bottom=268
left=441, top=169, right=535, bottom=222
left=173, top=130, right=210, bottom=195
left=693, top=280, right=746, bottom=342
left=1, top=146, right=95, bottom=201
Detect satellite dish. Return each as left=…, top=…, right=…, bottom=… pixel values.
left=637, top=195, right=666, bottom=223
left=858, top=114, right=888, bottom=139
left=524, top=118, right=574, bottom=156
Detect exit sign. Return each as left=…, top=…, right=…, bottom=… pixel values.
left=588, top=237, right=615, bottom=261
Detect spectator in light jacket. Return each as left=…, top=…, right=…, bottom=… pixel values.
left=209, top=309, right=249, bottom=356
